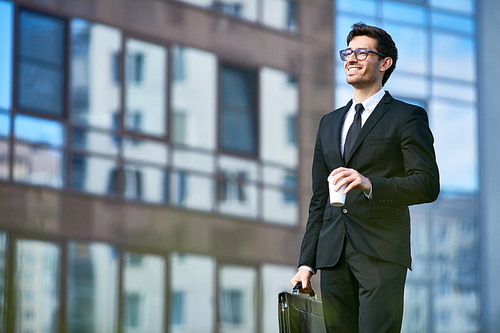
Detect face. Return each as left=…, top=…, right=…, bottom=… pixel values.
left=344, top=35, right=387, bottom=89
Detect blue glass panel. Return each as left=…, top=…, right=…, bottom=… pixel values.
left=336, top=0, right=377, bottom=16
left=382, top=1, right=426, bottom=25
left=0, top=1, right=13, bottom=111
left=70, top=154, right=118, bottom=195
left=14, top=114, right=65, bottom=147
left=382, top=23, right=426, bottom=75
left=17, top=10, right=65, bottom=116
left=430, top=0, right=474, bottom=14
left=431, top=12, right=475, bottom=34
left=432, top=33, right=476, bottom=81
left=0, top=112, right=10, bottom=138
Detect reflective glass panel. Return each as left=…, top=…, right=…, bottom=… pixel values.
left=218, top=155, right=259, bottom=182
left=261, top=264, right=296, bottom=333
left=431, top=12, right=475, bottom=34
left=432, top=79, right=476, bottom=103
left=14, top=114, right=65, bottom=148
left=67, top=241, right=119, bottom=333
left=263, top=166, right=295, bottom=187
left=260, top=67, right=298, bottom=168
left=401, top=284, right=429, bottom=332
left=170, top=171, right=214, bottom=212
left=70, top=155, right=118, bottom=195
left=71, top=128, right=119, bottom=155
left=217, top=156, right=259, bottom=217
left=434, top=217, right=477, bottom=262
left=122, top=252, right=165, bottom=333
left=169, top=252, right=215, bottom=333
left=70, top=19, right=122, bottom=129
left=125, top=39, right=167, bottom=137
left=176, top=0, right=212, bottom=6
left=262, top=187, right=298, bottom=225
left=0, top=232, right=6, bottom=332
left=0, top=111, right=10, bottom=138
left=219, top=265, right=256, bottom=333
left=171, top=45, right=217, bottom=149
left=262, top=0, right=298, bottom=32
left=433, top=284, right=479, bottom=332
left=382, top=1, right=426, bottom=24
left=220, top=65, right=257, bottom=156
left=0, top=140, right=8, bottom=179
left=123, top=137, right=168, bottom=165
left=336, top=0, right=377, bottom=16
left=172, top=149, right=215, bottom=173
left=0, top=1, right=13, bottom=111
left=215, top=0, right=258, bottom=21
left=14, top=143, right=64, bottom=188
left=123, top=164, right=166, bottom=203
left=430, top=0, right=474, bottom=14
left=17, top=10, right=65, bottom=116
left=384, top=74, right=427, bottom=101
left=15, top=239, right=60, bottom=333
left=383, top=24, right=426, bottom=75
left=430, top=99, right=477, bottom=192
left=432, top=33, right=476, bottom=81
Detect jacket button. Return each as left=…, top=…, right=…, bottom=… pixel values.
left=342, top=208, right=348, bottom=214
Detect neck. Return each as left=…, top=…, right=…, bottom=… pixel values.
left=352, top=84, right=383, bottom=103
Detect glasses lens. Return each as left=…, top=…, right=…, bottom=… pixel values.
left=355, top=49, right=369, bottom=60
left=340, top=49, right=351, bottom=61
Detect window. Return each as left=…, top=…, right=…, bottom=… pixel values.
left=15, top=239, right=61, bottom=333
left=220, top=290, right=243, bottom=324
left=122, top=252, right=165, bottom=333
left=124, top=293, right=141, bottom=328
left=220, top=65, right=257, bottom=156
left=170, top=253, right=215, bottom=333
left=17, top=10, right=66, bottom=116
left=219, top=265, right=256, bottom=332
left=124, top=39, right=167, bottom=137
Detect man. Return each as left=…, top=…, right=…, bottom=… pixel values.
left=291, top=23, right=439, bottom=332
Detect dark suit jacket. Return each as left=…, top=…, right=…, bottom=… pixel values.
left=299, top=92, right=439, bottom=270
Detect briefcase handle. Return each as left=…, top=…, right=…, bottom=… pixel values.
left=293, top=282, right=317, bottom=298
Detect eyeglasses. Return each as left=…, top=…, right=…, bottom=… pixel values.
left=339, top=48, right=388, bottom=61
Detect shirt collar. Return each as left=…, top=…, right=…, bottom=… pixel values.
left=352, top=88, right=385, bottom=112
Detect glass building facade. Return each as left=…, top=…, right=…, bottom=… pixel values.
left=0, top=0, right=496, bottom=332
left=335, top=1, right=479, bottom=332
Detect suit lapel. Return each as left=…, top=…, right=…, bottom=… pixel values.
left=331, top=100, right=352, bottom=164
left=344, top=92, right=393, bottom=164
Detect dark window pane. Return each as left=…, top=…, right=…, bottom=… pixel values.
left=17, top=10, right=65, bottom=116
left=220, top=65, right=257, bottom=156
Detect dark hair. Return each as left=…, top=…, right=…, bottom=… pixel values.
left=346, top=22, right=398, bottom=85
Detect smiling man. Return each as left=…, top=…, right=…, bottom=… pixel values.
left=290, top=23, right=440, bottom=332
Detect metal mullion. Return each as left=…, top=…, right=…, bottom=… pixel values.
left=58, top=239, right=68, bottom=333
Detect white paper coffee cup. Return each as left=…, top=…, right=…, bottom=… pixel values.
left=328, top=176, right=347, bottom=206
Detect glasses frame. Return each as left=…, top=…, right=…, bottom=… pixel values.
left=339, top=48, right=388, bottom=61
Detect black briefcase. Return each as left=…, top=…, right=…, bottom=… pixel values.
left=278, top=284, right=327, bottom=333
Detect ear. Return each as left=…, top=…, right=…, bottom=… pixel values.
left=379, top=57, right=393, bottom=72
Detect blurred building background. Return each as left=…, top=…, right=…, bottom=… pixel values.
left=0, top=0, right=498, bottom=332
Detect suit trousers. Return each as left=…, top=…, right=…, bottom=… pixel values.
left=320, top=236, right=407, bottom=333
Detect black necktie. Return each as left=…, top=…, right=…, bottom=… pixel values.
left=344, top=103, right=364, bottom=159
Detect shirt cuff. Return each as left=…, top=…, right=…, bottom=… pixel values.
left=364, top=185, right=373, bottom=199
left=298, top=265, right=316, bottom=274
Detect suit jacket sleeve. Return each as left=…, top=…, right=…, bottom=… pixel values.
left=369, top=105, right=440, bottom=206
left=298, top=115, right=331, bottom=269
